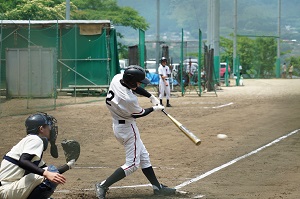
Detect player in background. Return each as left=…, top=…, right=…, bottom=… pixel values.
left=0, top=112, right=75, bottom=199
left=158, top=57, right=172, bottom=107
left=95, top=65, right=176, bottom=199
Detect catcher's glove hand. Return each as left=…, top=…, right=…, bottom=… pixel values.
left=61, top=139, right=80, bottom=163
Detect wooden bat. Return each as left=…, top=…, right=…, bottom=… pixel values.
left=162, top=109, right=201, bottom=146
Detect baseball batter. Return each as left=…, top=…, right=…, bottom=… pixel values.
left=95, top=66, right=176, bottom=199
left=0, top=113, right=75, bottom=199
left=158, top=57, right=172, bottom=107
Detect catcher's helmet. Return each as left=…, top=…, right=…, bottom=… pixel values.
left=161, top=57, right=167, bottom=63
left=25, top=112, right=56, bottom=134
left=123, top=65, right=150, bottom=88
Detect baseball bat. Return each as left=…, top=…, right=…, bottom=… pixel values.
left=161, top=109, right=201, bottom=146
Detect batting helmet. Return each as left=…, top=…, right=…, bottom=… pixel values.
left=123, top=65, right=150, bottom=88
left=161, top=57, right=167, bottom=63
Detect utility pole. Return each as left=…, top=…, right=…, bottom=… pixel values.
left=207, top=0, right=213, bottom=47
left=276, top=0, right=281, bottom=78
left=66, top=0, right=70, bottom=20
left=233, top=0, right=237, bottom=85
left=213, top=0, right=220, bottom=82
left=155, top=0, right=160, bottom=73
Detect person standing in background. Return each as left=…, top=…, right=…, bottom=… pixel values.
left=282, top=63, right=287, bottom=78
left=289, top=64, right=293, bottom=79
left=158, top=57, right=172, bottom=107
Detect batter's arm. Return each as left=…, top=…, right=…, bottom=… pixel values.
left=132, top=108, right=153, bottom=118
left=134, top=87, right=151, bottom=98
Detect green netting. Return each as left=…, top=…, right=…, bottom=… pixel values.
left=139, top=29, right=145, bottom=68
left=109, top=28, right=120, bottom=80
left=0, top=20, right=118, bottom=117
left=58, top=26, right=109, bottom=88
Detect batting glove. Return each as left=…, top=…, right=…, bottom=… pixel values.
left=153, top=104, right=165, bottom=111
left=67, top=159, right=76, bottom=169
left=149, top=95, right=160, bottom=106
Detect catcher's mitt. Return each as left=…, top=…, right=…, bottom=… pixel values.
left=61, top=139, right=80, bottom=162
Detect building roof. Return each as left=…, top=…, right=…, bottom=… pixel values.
left=0, top=20, right=110, bottom=25
left=0, top=20, right=112, bottom=29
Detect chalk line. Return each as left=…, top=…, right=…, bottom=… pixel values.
left=212, top=102, right=233, bottom=109
left=174, top=129, right=300, bottom=189
left=55, top=129, right=299, bottom=193
left=203, top=102, right=234, bottom=109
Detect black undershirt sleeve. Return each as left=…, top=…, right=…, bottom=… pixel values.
left=134, top=87, right=151, bottom=98
left=57, top=164, right=70, bottom=174
left=19, top=153, right=45, bottom=176
left=20, top=153, right=71, bottom=175
left=132, top=108, right=154, bottom=118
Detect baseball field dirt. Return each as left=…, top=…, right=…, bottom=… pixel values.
left=0, top=79, right=299, bottom=199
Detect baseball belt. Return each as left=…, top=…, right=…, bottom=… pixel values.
left=119, top=120, right=125, bottom=124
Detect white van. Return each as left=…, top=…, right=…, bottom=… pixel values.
left=145, top=60, right=157, bottom=73
left=119, top=59, right=128, bottom=69
left=119, top=59, right=128, bottom=74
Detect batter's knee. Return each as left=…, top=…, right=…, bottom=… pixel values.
left=121, top=164, right=139, bottom=176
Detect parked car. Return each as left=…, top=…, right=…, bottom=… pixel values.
left=171, top=63, right=198, bottom=75
left=183, top=58, right=198, bottom=64
left=220, top=62, right=231, bottom=78
left=145, top=60, right=157, bottom=73
left=119, top=59, right=128, bottom=74
left=170, top=63, right=180, bottom=76
left=119, top=59, right=128, bottom=69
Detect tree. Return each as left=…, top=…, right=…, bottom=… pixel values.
left=254, top=37, right=277, bottom=78
left=71, top=0, right=149, bottom=58
left=286, top=56, right=300, bottom=76
left=1, top=0, right=69, bottom=20
left=220, top=36, right=233, bottom=66
left=0, top=0, right=149, bottom=59
left=220, top=35, right=278, bottom=78
left=237, top=37, right=255, bottom=74
left=71, top=0, right=149, bottom=30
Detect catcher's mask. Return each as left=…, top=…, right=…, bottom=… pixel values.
left=25, top=112, right=59, bottom=158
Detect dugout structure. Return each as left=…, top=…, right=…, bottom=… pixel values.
left=0, top=20, right=120, bottom=117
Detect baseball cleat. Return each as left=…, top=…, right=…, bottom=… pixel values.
left=166, top=103, right=172, bottom=107
left=95, top=183, right=109, bottom=199
left=154, top=184, right=176, bottom=196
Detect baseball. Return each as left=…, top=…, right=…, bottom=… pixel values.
left=217, top=134, right=228, bottom=139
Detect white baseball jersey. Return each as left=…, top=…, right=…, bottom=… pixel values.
left=0, top=134, right=45, bottom=199
left=0, top=134, right=45, bottom=184
left=106, top=74, right=145, bottom=121
left=186, top=64, right=197, bottom=75
left=105, top=74, right=152, bottom=176
left=158, top=64, right=171, bottom=80
left=158, top=64, right=171, bottom=99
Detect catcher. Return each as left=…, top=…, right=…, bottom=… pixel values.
left=0, top=112, right=79, bottom=199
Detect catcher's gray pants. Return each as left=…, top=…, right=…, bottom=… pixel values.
left=0, top=173, right=44, bottom=199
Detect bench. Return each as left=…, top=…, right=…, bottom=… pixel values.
left=68, top=85, right=109, bottom=96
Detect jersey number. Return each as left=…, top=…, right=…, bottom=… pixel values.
left=106, top=90, right=114, bottom=106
